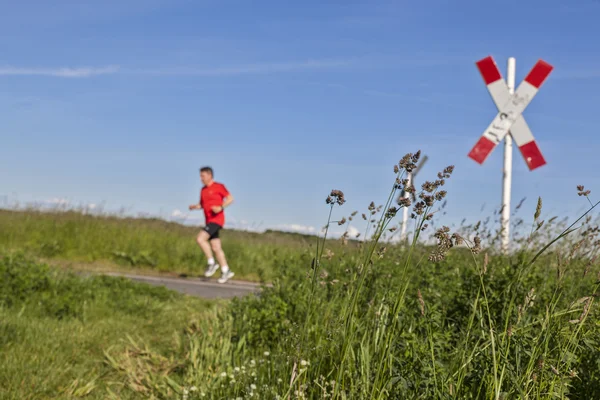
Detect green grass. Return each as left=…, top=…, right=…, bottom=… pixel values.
left=3, top=154, right=600, bottom=399
left=0, top=208, right=332, bottom=282
left=0, top=254, right=222, bottom=399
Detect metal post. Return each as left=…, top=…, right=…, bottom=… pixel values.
left=400, top=171, right=412, bottom=243
left=501, top=57, right=516, bottom=254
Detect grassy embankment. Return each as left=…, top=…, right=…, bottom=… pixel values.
left=3, top=151, right=600, bottom=399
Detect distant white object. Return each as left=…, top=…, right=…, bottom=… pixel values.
left=398, top=155, right=428, bottom=243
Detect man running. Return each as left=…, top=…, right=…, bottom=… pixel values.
left=189, top=166, right=235, bottom=283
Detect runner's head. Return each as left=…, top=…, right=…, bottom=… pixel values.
left=200, top=166, right=214, bottom=185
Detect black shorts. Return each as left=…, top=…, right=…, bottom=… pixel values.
left=203, top=223, right=222, bottom=240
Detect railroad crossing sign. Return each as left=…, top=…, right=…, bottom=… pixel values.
left=468, top=56, right=553, bottom=170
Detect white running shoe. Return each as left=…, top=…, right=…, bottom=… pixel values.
left=204, top=263, right=219, bottom=277
left=218, top=270, right=235, bottom=284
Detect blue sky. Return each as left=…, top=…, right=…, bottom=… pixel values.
left=2, top=0, right=600, bottom=237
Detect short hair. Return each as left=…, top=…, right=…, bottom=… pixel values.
left=200, top=166, right=213, bottom=176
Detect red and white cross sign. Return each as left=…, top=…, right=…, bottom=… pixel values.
left=468, top=56, right=553, bottom=170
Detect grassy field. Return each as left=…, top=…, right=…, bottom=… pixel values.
left=2, top=152, right=600, bottom=399
left=0, top=208, right=330, bottom=282
left=0, top=254, right=223, bottom=399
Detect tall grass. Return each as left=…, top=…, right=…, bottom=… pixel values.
left=3, top=153, right=600, bottom=399
left=101, top=151, right=600, bottom=399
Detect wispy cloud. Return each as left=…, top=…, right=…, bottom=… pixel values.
left=129, top=58, right=353, bottom=77
left=0, top=65, right=120, bottom=78
left=46, top=197, right=70, bottom=206
left=0, top=58, right=350, bottom=79
left=170, top=208, right=203, bottom=222
left=275, top=223, right=317, bottom=235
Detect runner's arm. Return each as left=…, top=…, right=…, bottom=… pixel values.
left=222, top=194, right=234, bottom=209
left=212, top=194, right=234, bottom=213
left=189, top=203, right=202, bottom=210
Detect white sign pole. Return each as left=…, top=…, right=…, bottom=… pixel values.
left=501, top=57, right=516, bottom=254
left=400, top=171, right=412, bottom=243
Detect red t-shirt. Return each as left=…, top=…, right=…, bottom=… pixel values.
left=200, top=182, right=230, bottom=227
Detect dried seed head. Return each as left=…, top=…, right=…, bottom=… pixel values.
left=385, top=207, right=398, bottom=218
left=435, top=191, right=447, bottom=201
left=368, top=201, right=376, bottom=211
left=471, top=236, right=482, bottom=255
left=584, top=256, right=596, bottom=278
left=413, top=201, right=426, bottom=216
left=338, top=217, right=347, bottom=226
left=399, top=152, right=418, bottom=172
left=417, top=289, right=425, bottom=316
left=524, top=288, right=536, bottom=310
left=393, top=165, right=399, bottom=174
left=483, top=253, right=489, bottom=274
left=534, top=197, right=542, bottom=220
left=362, top=213, right=367, bottom=220
left=577, top=185, right=591, bottom=197
left=535, top=220, right=545, bottom=231
left=419, top=194, right=434, bottom=207
left=422, top=181, right=437, bottom=193
left=399, top=197, right=412, bottom=208
left=412, top=150, right=421, bottom=164
left=429, top=226, right=455, bottom=262
left=329, top=190, right=346, bottom=206
left=452, top=233, right=464, bottom=246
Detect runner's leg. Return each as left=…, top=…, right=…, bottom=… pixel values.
left=210, top=238, right=229, bottom=273
left=196, top=230, right=214, bottom=262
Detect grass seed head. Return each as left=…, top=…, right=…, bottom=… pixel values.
left=534, top=197, right=543, bottom=220
left=329, top=190, right=346, bottom=206
left=417, top=289, right=425, bottom=316
left=385, top=207, right=398, bottom=218
left=471, top=237, right=482, bottom=255
left=577, top=185, right=591, bottom=197
left=399, top=197, right=412, bottom=208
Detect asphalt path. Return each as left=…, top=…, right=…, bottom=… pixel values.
left=103, top=272, right=264, bottom=299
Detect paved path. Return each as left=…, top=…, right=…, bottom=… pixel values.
left=103, top=272, right=264, bottom=299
